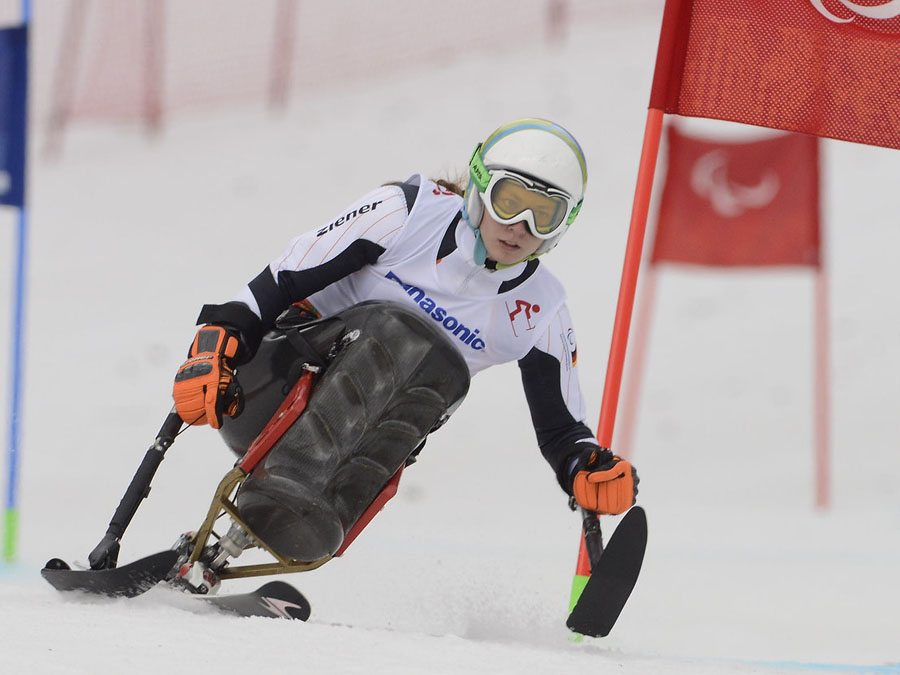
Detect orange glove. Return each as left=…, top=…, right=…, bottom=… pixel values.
left=173, top=326, right=243, bottom=428
left=571, top=447, right=638, bottom=515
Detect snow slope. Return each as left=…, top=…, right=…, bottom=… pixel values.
left=1, top=5, right=898, bottom=674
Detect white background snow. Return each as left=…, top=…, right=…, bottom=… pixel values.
left=1, top=4, right=898, bottom=674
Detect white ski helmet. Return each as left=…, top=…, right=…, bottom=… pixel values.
left=463, top=118, right=587, bottom=264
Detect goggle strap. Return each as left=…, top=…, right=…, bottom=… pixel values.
left=471, top=145, right=583, bottom=233
left=468, top=144, right=492, bottom=193
left=566, top=199, right=583, bottom=225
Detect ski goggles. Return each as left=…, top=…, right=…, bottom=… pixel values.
left=469, top=144, right=582, bottom=240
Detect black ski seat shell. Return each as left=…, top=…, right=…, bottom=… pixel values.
left=220, top=301, right=470, bottom=561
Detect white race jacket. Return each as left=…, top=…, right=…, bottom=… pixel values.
left=218, top=174, right=599, bottom=489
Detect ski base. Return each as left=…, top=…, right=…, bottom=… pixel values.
left=41, top=550, right=180, bottom=598
left=199, top=581, right=311, bottom=620
left=566, top=505, right=648, bottom=638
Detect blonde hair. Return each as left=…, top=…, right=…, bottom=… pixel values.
left=383, top=175, right=466, bottom=197
left=434, top=177, right=465, bottom=196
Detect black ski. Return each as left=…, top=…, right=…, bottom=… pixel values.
left=199, top=581, right=311, bottom=620
left=566, top=505, right=647, bottom=638
left=41, top=549, right=180, bottom=598
left=42, top=551, right=311, bottom=620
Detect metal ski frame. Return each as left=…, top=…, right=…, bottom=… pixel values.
left=184, top=363, right=334, bottom=579
left=85, top=367, right=326, bottom=575
left=86, top=315, right=407, bottom=581
left=184, top=359, right=406, bottom=580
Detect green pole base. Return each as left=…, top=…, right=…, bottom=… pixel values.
left=567, top=573, right=590, bottom=642
left=569, top=572, right=589, bottom=612
left=3, top=508, right=18, bottom=562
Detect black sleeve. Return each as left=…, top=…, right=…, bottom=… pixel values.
left=198, top=239, right=385, bottom=363
left=518, top=346, right=600, bottom=495
left=198, top=180, right=419, bottom=363
left=253, top=239, right=386, bottom=327
left=195, top=301, right=265, bottom=365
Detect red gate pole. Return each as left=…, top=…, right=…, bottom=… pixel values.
left=269, top=0, right=297, bottom=110
left=570, top=108, right=664, bottom=608
left=596, top=109, right=665, bottom=448
left=615, top=265, right=660, bottom=461
left=143, top=0, right=165, bottom=134
left=814, top=263, right=831, bottom=509
left=43, top=0, right=88, bottom=158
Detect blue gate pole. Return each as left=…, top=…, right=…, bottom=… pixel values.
left=3, top=0, right=31, bottom=562
left=4, top=206, right=27, bottom=562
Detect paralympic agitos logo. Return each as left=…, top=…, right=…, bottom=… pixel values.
left=385, top=270, right=486, bottom=351
left=810, top=0, right=900, bottom=23
left=690, top=150, right=779, bottom=218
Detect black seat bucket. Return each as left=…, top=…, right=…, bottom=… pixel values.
left=219, top=301, right=470, bottom=561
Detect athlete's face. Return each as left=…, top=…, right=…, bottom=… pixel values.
left=479, top=211, right=542, bottom=265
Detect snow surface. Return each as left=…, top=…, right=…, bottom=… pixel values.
left=1, top=6, right=899, bottom=675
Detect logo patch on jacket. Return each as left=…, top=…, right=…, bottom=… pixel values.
left=567, top=328, right=578, bottom=368
left=385, top=271, right=486, bottom=351
left=506, top=299, right=540, bottom=337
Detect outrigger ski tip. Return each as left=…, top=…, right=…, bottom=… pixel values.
left=567, top=505, right=648, bottom=638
